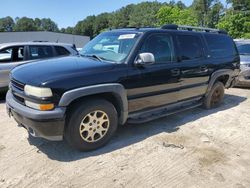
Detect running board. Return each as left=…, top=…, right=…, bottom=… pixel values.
left=127, top=101, right=202, bottom=124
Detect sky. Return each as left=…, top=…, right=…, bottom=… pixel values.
left=0, top=0, right=226, bottom=29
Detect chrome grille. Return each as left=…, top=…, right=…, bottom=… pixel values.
left=11, top=79, right=25, bottom=104
left=11, top=79, right=25, bottom=91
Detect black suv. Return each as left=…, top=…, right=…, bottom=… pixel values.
left=6, top=25, right=240, bottom=151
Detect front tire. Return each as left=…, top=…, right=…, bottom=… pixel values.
left=203, top=81, right=225, bottom=109
left=65, top=99, right=118, bottom=151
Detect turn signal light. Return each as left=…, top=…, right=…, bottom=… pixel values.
left=39, top=103, right=55, bottom=111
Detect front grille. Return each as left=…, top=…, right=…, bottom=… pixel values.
left=11, top=79, right=25, bottom=104
left=11, top=79, right=24, bottom=91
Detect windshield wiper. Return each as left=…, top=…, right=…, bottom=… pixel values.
left=80, top=54, right=103, bottom=62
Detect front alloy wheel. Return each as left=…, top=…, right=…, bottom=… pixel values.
left=65, top=99, right=118, bottom=151
left=79, top=110, right=110, bottom=143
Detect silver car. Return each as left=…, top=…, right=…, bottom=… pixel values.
left=0, top=42, right=78, bottom=91
left=234, top=39, right=250, bottom=87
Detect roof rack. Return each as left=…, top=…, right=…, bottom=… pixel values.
left=161, top=24, right=227, bottom=34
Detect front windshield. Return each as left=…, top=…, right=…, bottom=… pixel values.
left=80, top=32, right=141, bottom=63
left=237, top=44, right=250, bottom=55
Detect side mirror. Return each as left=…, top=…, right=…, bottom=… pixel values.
left=135, top=53, right=155, bottom=66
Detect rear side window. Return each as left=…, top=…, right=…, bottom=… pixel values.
left=205, top=34, right=237, bottom=58
left=29, top=46, right=53, bottom=60
left=55, top=46, right=70, bottom=56
left=177, top=35, right=203, bottom=61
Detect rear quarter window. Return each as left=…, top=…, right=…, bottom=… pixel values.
left=204, top=34, right=237, bottom=58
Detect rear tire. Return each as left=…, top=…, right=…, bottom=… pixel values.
left=203, top=81, right=225, bottom=109
left=65, top=99, right=118, bottom=151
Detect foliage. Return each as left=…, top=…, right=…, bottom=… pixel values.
left=0, top=16, right=15, bottom=31
left=157, top=6, right=198, bottom=26
left=35, top=18, right=59, bottom=32
left=0, top=0, right=249, bottom=39
left=14, top=17, right=37, bottom=31
left=128, top=2, right=163, bottom=27
left=217, top=11, right=250, bottom=38
left=227, top=0, right=250, bottom=11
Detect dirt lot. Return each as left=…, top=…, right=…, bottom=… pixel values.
left=0, top=88, right=250, bottom=188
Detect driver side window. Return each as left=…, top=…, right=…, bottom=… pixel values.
left=140, top=34, right=175, bottom=64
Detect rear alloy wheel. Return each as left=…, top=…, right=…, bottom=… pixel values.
left=65, top=99, right=118, bottom=151
left=203, top=81, right=225, bottom=109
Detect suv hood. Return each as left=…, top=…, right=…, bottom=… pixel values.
left=11, top=56, right=115, bottom=86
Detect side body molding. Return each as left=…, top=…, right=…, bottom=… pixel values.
left=59, top=83, right=128, bottom=124
left=206, top=69, right=235, bottom=96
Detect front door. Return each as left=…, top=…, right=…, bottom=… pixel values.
left=126, top=33, right=181, bottom=113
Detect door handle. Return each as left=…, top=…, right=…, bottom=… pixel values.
left=200, top=66, right=208, bottom=72
left=171, top=69, right=180, bottom=76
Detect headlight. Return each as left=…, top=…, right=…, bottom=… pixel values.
left=24, top=85, right=53, bottom=98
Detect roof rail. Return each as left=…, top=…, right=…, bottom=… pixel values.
left=161, top=24, right=227, bottom=34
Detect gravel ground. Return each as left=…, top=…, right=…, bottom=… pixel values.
left=0, top=88, right=250, bottom=188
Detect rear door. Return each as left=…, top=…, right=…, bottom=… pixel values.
left=176, top=34, right=210, bottom=101
left=0, top=45, right=27, bottom=88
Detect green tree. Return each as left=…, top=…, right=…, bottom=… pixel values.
left=110, top=4, right=135, bottom=28
left=33, top=18, right=58, bottom=32
left=128, top=2, right=162, bottom=27
left=74, top=16, right=96, bottom=38
left=14, top=17, right=37, bottom=31
left=207, top=0, right=224, bottom=27
left=0, top=16, right=15, bottom=31
left=217, top=11, right=250, bottom=38
left=192, top=0, right=214, bottom=26
left=227, top=0, right=250, bottom=11
left=40, top=18, right=59, bottom=32
left=176, top=1, right=187, bottom=9
left=34, top=18, right=41, bottom=30
left=157, top=5, right=198, bottom=26
left=61, top=27, right=74, bottom=34
left=93, top=13, right=110, bottom=36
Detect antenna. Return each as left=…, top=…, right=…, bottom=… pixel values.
left=73, top=35, right=76, bottom=48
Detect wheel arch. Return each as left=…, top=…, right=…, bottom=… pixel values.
left=206, top=69, right=233, bottom=97
left=59, top=83, right=128, bottom=125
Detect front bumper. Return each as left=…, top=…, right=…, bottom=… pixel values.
left=6, top=91, right=66, bottom=141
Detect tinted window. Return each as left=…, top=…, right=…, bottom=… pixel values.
left=140, top=34, right=174, bottom=63
left=205, top=34, right=237, bottom=58
left=55, top=46, right=70, bottom=56
left=177, top=35, right=203, bottom=60
left=29, top=46, right=53, bottom=60
left=237, top=44, right=250, bottom=55
left=0, top=46, right=24, bottom=63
